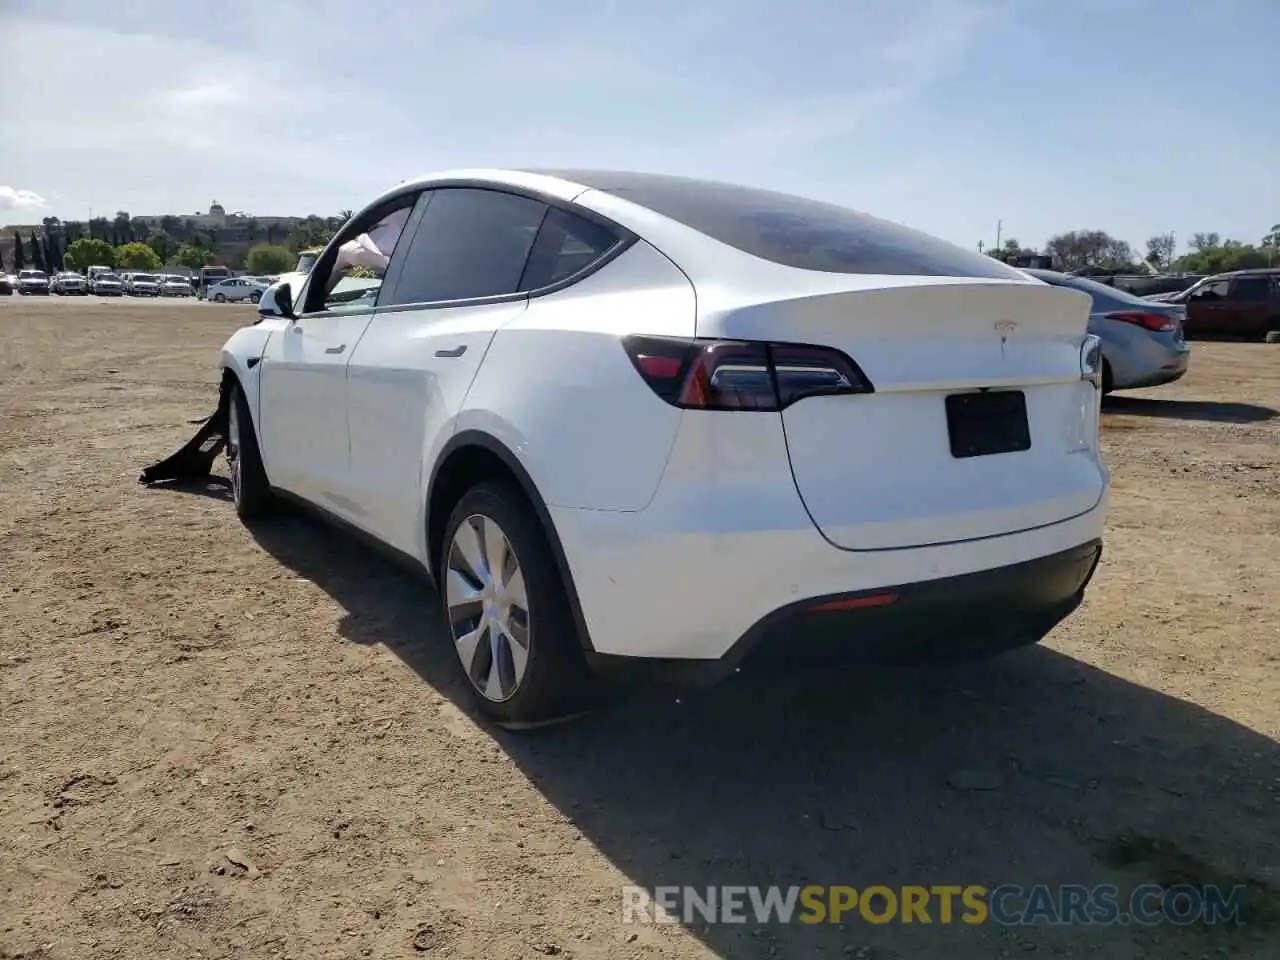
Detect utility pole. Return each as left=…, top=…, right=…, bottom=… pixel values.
left=995, top=219, right=1002, bottom=252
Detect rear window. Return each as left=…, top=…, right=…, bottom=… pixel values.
left=556, top=172, right=1024, bottom=279
left=1027, top=270, right=1153, bottom=311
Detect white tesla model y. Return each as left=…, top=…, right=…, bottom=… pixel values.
left=143, top=169, right=1108, bottom=727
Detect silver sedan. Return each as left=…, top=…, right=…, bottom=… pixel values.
left=1024, top=269, right=1190, bottom=393
left=205, top=277, right=268, bottom=303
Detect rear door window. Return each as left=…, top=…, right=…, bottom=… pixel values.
left=519, top=207, right=620, bottom=291
left=1231, top=276, right=1271, bottom=302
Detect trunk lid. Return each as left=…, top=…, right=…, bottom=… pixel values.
left=709, top=278, right=1105, bottom=551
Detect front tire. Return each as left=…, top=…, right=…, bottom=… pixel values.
left=214, top=293, right=226, bottom=303
left=440, top=482, right=594, bottom=728
left=226, top=382, right=275, bottom=521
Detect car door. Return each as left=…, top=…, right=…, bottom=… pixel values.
left=1225, top=275, right=1272, bottom=337
left=1183, top=278, right=1231, bottom=335
left=344, top=187, right=557, bottom=556
left=256, top=193, right=421, bottom=513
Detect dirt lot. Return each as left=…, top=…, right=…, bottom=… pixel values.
left=1, top=297, right=1278, bottom=960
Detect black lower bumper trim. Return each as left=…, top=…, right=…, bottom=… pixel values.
left=586, top=539, right=1103, bottom=686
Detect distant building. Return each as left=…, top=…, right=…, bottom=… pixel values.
left=1, top=202, right=311, bottom=268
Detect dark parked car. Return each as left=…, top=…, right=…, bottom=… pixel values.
left=0, top=275, right=13, bottom=295
left=1153, top=268, right=1280, bottom=341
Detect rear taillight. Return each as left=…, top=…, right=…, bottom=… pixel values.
left=1106, top=310, right=1176, bottom=333
left=622, top=336, right=873, bottom=411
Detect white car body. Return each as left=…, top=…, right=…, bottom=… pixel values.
left=162, top=276, right=192, bottom=296
left=204, top=168, right=1107, bottom=725
left=52, top=272, right=87, bottom=294
left=207, top=277, right=268, bottom=302
left=92, top=274, right=125, bottom=296
left=128, top=274, right=161, bottom=296
left=17, top=269, right=50, bottom=294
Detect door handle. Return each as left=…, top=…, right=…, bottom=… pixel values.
left=325, top=344, right=347, bottom=355
left=435, top=345, right=467, bottom=358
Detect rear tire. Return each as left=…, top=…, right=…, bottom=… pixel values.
left=1265, top=320, right=1280, bottom=344
left=439, top=481, right=595, bottom=729
left=226, top=381, right=275, bottom=522
left=1101, top=359, right=1114, bottom=394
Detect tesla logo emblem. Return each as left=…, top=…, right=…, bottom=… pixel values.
left=995, top=320, right=1017, bottom=354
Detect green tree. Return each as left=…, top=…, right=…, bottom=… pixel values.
left=1044, top=230, right=1136, bottom=273
left=245, top=243, right=294, bottom=275
left=45, top=233, right=63, bottom=272
left=1144, top=233, right=1176, bottom=272
left=14, top=234, right=26, bottom=270
left=1175, top=240, right=1271, bottom=274
left=174, top=244, right=215, bottom=269
left=113, top=211, right=133, bottom=243
left=148, top=230, right=179, bottom=263
left=30, top=232, right=47, bottom=273
left=1261, top=224, right=1280, bottom=263
left=114, top=242, right=162, bottom=270
left=63, top=238, right=117, bottom=271
left=1188, top=232, right=1220, bottom=254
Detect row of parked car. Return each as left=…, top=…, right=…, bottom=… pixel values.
left=0, top=268, right=197, bottom=297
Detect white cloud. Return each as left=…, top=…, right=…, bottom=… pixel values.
left=0, top=186, right=48, bottom=215
left=0, top=0, right=1003, bottom=221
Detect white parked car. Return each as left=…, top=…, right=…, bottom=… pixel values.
left=51, top=272, right=87, bottom=295
left=91, top=273, right=125, bottom=296
left=127, top=273, right=161, bottom=296
left=16, top=269, right=50, bottom=294
left=161, top=275, right=193, bottom=297
left=206, top=277, right=267, bottom=303
left=140, top=169, right=1108, bottom=728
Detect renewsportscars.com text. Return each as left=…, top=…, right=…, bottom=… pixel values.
left=622, top=883, right=1248, bottom=926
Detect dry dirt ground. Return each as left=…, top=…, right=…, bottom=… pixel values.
left=1, top=296, right=1278, bottom=960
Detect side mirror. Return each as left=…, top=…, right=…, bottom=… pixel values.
left=258, top=281, right=294, bottom=319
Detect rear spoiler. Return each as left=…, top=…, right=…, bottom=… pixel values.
left=137, top=381, right=231, bottom=485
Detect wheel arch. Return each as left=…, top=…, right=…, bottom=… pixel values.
left=426, top=430, right=595, bottom=653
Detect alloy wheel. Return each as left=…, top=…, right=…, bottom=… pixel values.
left=445, top=514, right=531, bottom=702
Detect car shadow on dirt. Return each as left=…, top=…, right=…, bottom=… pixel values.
left=151, top=476, right=234, bottom=501
left=1103, top=395, right=1278, bottom=423
left=249, top=513, right=1280, bottom=960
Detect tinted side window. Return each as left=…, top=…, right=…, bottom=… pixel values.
left=586, top=175, right=1025, bottom=279
left=386, top=188, right=548, bottom=305
left=519, top=207, right=620, bottom=291
left=1232, top=276, right=1271, bottom=302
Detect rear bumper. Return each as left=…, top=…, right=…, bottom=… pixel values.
left=549, top=404, right=1109, bottom=669
left=588, top=539, right=1102, bottom=684
left=1109, top=335, right=1190, bottom=390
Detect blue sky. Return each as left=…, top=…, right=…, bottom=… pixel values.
left=1, top=0, right=1276, bottom=256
